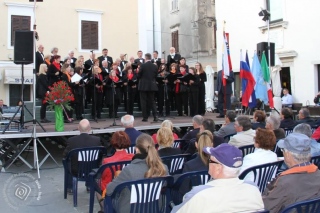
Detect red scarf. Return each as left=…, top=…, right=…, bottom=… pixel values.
left=53, top=61, right=60, bottom=70
left=128, top=73, right=133, bottom=80
left=96, top=74, right=103, bottom=92
left=112, top=75, right=119, bottom=83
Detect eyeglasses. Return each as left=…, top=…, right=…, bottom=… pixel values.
left=280, top=148, right=285, bottom=153
left=208, top=159, right=220, bottom=164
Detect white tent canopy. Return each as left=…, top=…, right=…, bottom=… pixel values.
left=205, top=65, right=215, bottom=112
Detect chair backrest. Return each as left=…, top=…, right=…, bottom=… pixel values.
left=223, top=133, right=237, bottom=142
left=126, top=144, right=136, bottom=154
left=239, top=160, right=284, bottom=193
left=173, top=139, right=189, bottom=152
left=280, top=197, right=320, bottom=213
left=63, top=146, right=106, bottom=180
left=284, top=128, right=294, bottom=136
left=171, top=170, right=210, bottom=205
left=161, top=154, right=191, bottom=175
left=311, top=155, right=320, bottom=170
left=104, top=176, right=174, bottom=213
left=173, top=141, right=180, bottom=148
left=239, top=144, right=255, bottom=157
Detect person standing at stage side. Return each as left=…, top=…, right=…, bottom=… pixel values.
left=98, top=48, right=113, bottom=70
left=216, top=69, right=234, bottom=118
left=166, top=47, right=181, bottom=70
left=195, top=62, right=207, bottom=116
left=63, top=119, right=102, bottom=193
left=38, top=64, right=50, bottom=123
left=138, top=53, right=159, bottom=122
left=121, top=115, right=142, bottom=145
left=188, top=67, right=200, bottom=117
left=48, top=55, right=62, bottom=86
left=35, top=44, right=44, bottom=73
left=134, top=50, right=145, bottom=64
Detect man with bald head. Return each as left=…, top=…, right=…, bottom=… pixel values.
left=121, top=115, right=142, bottom=145
left=166, top=47, right=181, bottom=70
left=63, top=119, right=102, bottom=193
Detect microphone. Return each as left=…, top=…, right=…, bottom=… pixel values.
left=124, top=54, right=127, bottom=56
left=90, top=50, right=94, bottom=53
left=162, top=51, right=166, bottom=54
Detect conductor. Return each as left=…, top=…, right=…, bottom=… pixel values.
left=138, top=53, right=159, bottom=122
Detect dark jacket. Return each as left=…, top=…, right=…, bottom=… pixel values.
left=166, top=53, right=181, bottom=70
left=158, top=147, right=182, bottom=157
left=216, top=70, right=234, bottom=95
left=273, top=128, right=286, bottom=140
left=296, top=117, right=315, bottom=126
left=35, top=51, right=44, bottom=73
left=138, top=61, right=158, bottom=91
left=182, top=128, right=200, bottom=141
left=37, top=74, right=49, bottom=99
left=47, top=63, right=61, bottom=86
left=280, top=118, right=297, bottom=129
left=252, top=122, right=266, bottom=130
left=184, top=135, right=224, bottom=155
left=63, top=133, right=102, bottom=157
left=134, top=58, right=145, bottom=64
left=182, top=154, right=208, bottom=173
left=98, top=55, right=113, bottom=69
left=124, top=127, right=142, bottom=145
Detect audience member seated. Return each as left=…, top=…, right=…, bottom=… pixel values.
left=181, top=115, right=203, bottom=141
left=184, top=118, right=224, bottom=155
left=97, top=131, right=134, bottom=211
left=297, top=108, right=315, bottom=126
left=106, top=134, right=168, bottom=213
left=172, top=144, right=264, bottom=213
left=214, top=110, right=237, bottom=138
left=157, top=127, right=182, bottom=157
left=229, top=115, right=256, bottom=148
left=182, top=130, right=213, bottom=173
left=0, top=99, right=8, bottom=114
left=251, top=110, right=266, bottom=130
left=266, top=115, right=285, bottom=140
left=239, top=128, right=277, bottom=182
left=281, top=88, right=293, bottom=108
left=121, top=115, right=142, bottom=145
left=293, top=124, right=320, bottom=157
left=280, top=107, right=297, bottom=129
left=312, top=126, right=320, bottom=141
left=151, top=119, right=179, bottom=146
left=263, top=133, right=320, bottom=213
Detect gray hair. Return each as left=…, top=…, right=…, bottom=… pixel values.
left=51, top=47, right=58, bottom=53
left=221, top=164, right=240, bottom=178
left=293, top=123, right=312, bottom=138
left=192, top=115, right=204, bottom=126
left=300, top=108, right=310, bottom=118
left=68, top=50, right=74, bottom=54
left=236, top=115, right=252, bottom=131
left=266, top=115, right=281, bottom=130
left=121, top=115, right=134, bottom=128
left=285, top=149, right=311, bottom=163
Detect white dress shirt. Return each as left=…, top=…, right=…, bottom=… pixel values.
left=282, top=94, right=293, bottom=106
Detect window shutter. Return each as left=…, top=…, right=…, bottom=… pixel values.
left=11, top=15, right=31, bottom=46
left=81, top=21, right=98, bottom=50
left=171, top=31, right=179, bottom=53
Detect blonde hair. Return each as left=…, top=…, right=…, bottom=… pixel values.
left=196, top=130, right=213, bottom=166
left=156, top=127, right=174, bottom=147
left=61, top=64, right=70, bottom=73
left=136, top=134, right=167, bottom=178
left=161, top=120, right=174, bottom=131
left=39, top=64, right=47, bottom=75
left=44, top=54, right=51, bottom=60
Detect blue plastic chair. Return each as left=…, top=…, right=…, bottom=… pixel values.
left=161, top=154, right=191, bottom=175
left=173, top=140, right=181, bottom=148
left=62, top=146, right=106, bottom=207
left=126, top=144, right=136, bottom=154
left=284, top=128, right=294, bottom=136
left=311, top=155, right=320, bottom=170
left=170, top=170, right=210, bottom=205
left=173, top=139, right=189, bottom=152
left=280, top=197, right=320, bottom=213
left=88, top=160, right=132, bottom=213
left=239, top=160, right=284, bottom=193
left=223, top=133, right=237, bottom=142
left=239, top=144, right=255, bottom=157
left=104, top=176, right=174, bottom=213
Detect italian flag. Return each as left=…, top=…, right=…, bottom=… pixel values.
left=261, top=52, right=274, bottom=108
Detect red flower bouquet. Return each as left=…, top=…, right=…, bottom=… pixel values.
left=44, top=81, right=75, bottom=111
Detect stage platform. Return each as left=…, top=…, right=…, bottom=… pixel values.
left=0, top=112, right=224, bottom=139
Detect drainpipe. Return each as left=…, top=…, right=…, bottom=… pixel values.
left=152, top=0, right=155, bottom=51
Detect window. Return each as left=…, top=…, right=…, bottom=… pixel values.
left=81, top=20, right=98, bottom=50
left=9, top=85, right=31, bottom=106
left=171, top=0, right=179, bottom=11
left=266, top=0, right=283, bottom=22
left=171, top=30, right=179, bottom=53
left=11, top=15, right=31, bottom=46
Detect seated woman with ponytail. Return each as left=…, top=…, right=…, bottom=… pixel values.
left=106, top=133, right=168, bottom=212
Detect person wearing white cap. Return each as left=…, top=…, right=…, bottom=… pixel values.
left=263, top=132, right=320, bottom=213
left=171, top=143, right=264, bottom=213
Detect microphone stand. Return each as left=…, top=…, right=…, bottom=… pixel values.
left=89, top=52, right=98, bottom=123
left=105, top=80, right=121, bottom=128
left=159, top=74, right=175, bottom=120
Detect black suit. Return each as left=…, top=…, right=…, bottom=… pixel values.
left=38, top=74, right=49, bottom=119
left=138, top=61, right=158, bottom=120
left=151, top=58, right=161, bottom=68
left=47, top=63, right=61, bottom=86
left=35, top=51, right=44, bottom=73
left=166, top=53, right=181, bottom=70
left=183, top=154, right=208, bottom=173
left=84, top=59, right=93, bottom=74
left=134, top=58, right=145, bottom=64
left=216, top=70, right=235, bottom=116
left=70, top=57, right=77, bottom=68
left=98, top=55, right=113, bottom=70
left=158, top=147, right=182, bottom=157
left=120, top=60, right=128, bottom=71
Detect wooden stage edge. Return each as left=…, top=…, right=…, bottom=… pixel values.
left=0, top=112, right=225, bottom=139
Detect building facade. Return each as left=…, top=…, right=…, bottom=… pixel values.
left=215, top=0, right=320, bottom=104
left=160, top=0, right=216, bottom=67
left=0, top=0, right=159, bottom=106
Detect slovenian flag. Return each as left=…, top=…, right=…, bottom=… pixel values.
left=222, top=32, right=232, bottom=86
left=261, top=52, right=274, bottom=108
left=240, top=50, right=256, bottom=107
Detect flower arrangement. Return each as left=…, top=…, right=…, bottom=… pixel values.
left=44, top=81, right=75, bottom=111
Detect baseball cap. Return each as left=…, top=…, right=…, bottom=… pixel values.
left=203, top=143, right=243, bottom=168
left=277, top=133, right=311, bottom=155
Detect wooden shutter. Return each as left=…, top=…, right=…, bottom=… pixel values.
left=81, top=21, right=98, bottom=50
left=171, top=30, right=179, bottom=53
left=11, top=15, right=31, bottom=46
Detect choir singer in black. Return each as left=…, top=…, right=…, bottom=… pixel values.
left=138, top=53, right=159, bottom=122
